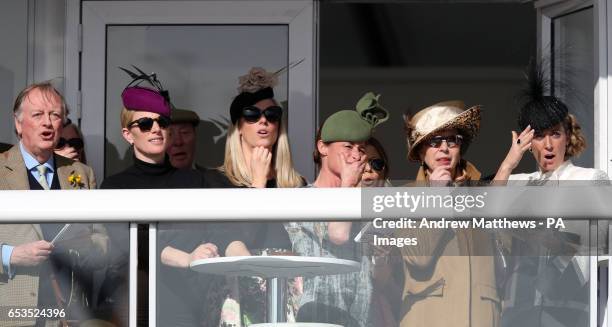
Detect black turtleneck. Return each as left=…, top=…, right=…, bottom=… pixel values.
left=99, top=155, right=209, bottom=326
left=100, top=156, right=207, bottom=189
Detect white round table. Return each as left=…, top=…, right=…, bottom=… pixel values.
left=190, top=255, right=360, bottom=278
left=190, top=256, right=360, bottom=324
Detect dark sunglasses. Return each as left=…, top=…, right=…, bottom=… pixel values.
left=242, top=106, right=283, bottom=123
left=426, top=135, right=463, bottom=148
left=56, top=137, right=84, bottom=150
left=127, top=116, right=171, bottom=132
left=368, top=158, right=386, bottom=172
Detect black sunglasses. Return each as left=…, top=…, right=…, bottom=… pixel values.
left=242, top=106, right=283, bottom=123
left=368, top=158, right=386, bottom=172
left=56, top=137, right=84, bottom=150
left=127, top=116, right=171, bottom=132
left=426, top=135, right=463, bottom=148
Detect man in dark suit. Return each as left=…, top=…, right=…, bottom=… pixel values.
left=0, top=82, right=108, bottom=327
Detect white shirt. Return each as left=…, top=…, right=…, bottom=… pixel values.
left=508, top=160, right=610, bottom=185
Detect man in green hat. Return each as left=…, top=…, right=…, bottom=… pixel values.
left=167, top=108, right=202, bottom=170
left=287, top=92, right=388, bottom=327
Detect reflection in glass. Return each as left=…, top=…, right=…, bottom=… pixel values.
left=105, top=25, right=289, bottom=177
left=0, top=223, right=129, bottom=326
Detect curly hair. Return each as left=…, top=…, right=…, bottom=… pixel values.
left=564, top=113, right=586, bottom=158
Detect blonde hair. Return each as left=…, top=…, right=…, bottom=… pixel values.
left=120, top=107, right=135, bottom=128
left=564, top=113, right=587, bottom=158
left=221, top=118, right=303, bottom=188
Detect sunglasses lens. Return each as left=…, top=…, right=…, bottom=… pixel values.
left=242, top=106, right=262, bottom=123
left=429, top=137, right=443, bottom=147
left=263, top=106, right=283, bottom=122
left=370, top=159, right=385, bottom=171
left=157, top=116, right=171, bottom=129
left=68, top=138, right=84, bottom=150
left=56, top=137, right=67, bottom=149
left=428, top=136, right=462, bottom=148
left=136, top=118, right=155, bottom=132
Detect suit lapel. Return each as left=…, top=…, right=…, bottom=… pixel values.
left=32, top=224, right=43, bottom=240
left=0, top=147, right=45, bottom=239
left=1, top=146, right=31, bottom=190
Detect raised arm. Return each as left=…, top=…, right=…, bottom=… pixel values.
left=493, top=126, right=534, bottom=183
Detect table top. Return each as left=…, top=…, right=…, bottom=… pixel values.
left=190, top=255, right=360, bottom=278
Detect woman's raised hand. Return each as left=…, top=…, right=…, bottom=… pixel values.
left=251, top=146, right=272, bottom=188
left=339, top=152, right=367, bottom=187
left=494, top=125, right=534, bottom=182
left=429, top=165, right=453, bottom=186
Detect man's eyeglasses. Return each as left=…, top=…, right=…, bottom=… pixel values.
left=242, top=106, right=283, bottom=123
left=426, top=135, right=463, bottom=148
left=368, top=158, right=386, bottom=172
left=127, top=116, right=171, bottom=132
left=56, top=137, right=84, bottom=150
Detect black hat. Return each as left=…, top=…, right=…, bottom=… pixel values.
left=229, top=67, right=278, bottom=124
left=518, top=60, right=569, bottom=131
left=230, top=87, right=274, bottom=124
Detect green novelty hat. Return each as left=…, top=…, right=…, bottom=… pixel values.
left=320, top=92, right=389, bottom=142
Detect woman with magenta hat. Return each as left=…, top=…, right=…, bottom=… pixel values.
left=100, top=68, right=247, bottom=327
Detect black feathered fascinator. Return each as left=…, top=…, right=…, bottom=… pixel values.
left=517, top=59, right=569, bottom=132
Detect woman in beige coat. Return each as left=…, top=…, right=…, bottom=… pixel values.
left=398, top=100, right=501, bottom=327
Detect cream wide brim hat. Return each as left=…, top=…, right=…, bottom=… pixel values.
left=405, top=100, right=481, bottom=161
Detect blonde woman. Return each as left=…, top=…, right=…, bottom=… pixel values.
left=100, top=68, right=248, bottom=327
left=209, top=67, right=302, bottom=189
left=203, top=67, right=304, bottom=325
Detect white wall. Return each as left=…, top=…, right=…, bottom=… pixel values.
left=0, top=0, right=29, bottom=145
left=0, top=0, right=69, bottom=146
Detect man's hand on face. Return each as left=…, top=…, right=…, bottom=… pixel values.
left=339, top=152, right=366, bottom=187
left=10, top=240, right=54, bottom=267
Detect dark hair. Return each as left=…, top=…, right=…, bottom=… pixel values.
left=313, top=127, right=323, bottom=168
left=366, top=137, right=389, bottom=180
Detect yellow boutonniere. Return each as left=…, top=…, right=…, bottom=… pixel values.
left=68, top=172, right=84, bottom=188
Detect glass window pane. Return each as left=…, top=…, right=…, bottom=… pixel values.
left=0, top=222, right=130, bottom=326
left=552, top=7, right=595, bottom=168
left=105, top=25, right=289, bottom=178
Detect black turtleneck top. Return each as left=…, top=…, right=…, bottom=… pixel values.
left=100, top=156, right=207, bottom=189
left=100, top=156, right=242, bottom=327
left=99, top=156, right=241, bottom=255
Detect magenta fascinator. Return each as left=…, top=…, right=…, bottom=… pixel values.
left=120, top=66, right=173, bottom=118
